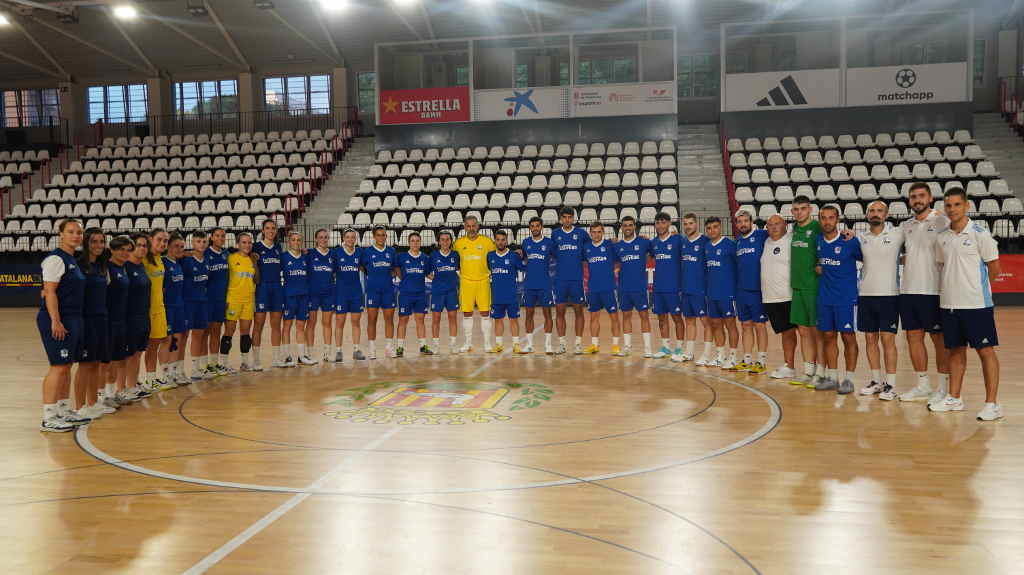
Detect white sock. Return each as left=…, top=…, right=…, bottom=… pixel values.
left=715, top=346, right=724, bottom=360
left=526, top=332, right=534, bottom=347
left=253, top=346, right=261, bottom=364
left=623, top=333, right=632, bottom=347
left=612, top=336, right=619, bottom=346
left=662, top=338, right=672, bottom=349
left=545, top=333, right=553, bottom=347
left=241, top=351, right=250, bottom=364
left=757, top=351, right=767, bottom=365
left=642, top=332, right=652, bottom=351
left=814, top=363, right=826, bottom=377
left=418, top=338, right=426, bottom=347
left=463, top=316, right=474, bottom=346
left=685, top=340, right=695, bottom=356
left=559, top=335, right=567, bottom=346
left=804, top=361, right=815, bottom=377
left=826, top=368, right=838, bottom=381
left=497, top=335, right=504, bottom=346
left=104, top=383, right=115, bottom=396
left=192, top=358, right=202, bottom=373
left=449, top=336, right=457, bottom=348
left=743, top=353, right=752, bottom=364
left=57, top=398, right=72, bottom=415
left=298, top=344, right=306, bottom=356
left=432, top=337, right=440, bottom=348
left=385, top=338, right=393, bottom=351
left=271, top=345, right=280, bottom=361
left=871, top=369, right=881, bottom=383
left=334, top=345, right=342, bottom=355
left=369, top=340, right=377, bottom=354
left=728, top=348, right=737, bottom=361
left=916, top=372, right=930, bottom=388
left=574, top=335, right=582, bottom=348
left=703, top=341, right=713, bottom=356
left=219, top=353, right=229, bottom=365
left=886, top=373, right=896, bottom=386
left=938, top=373, right=950, bottom=394
left=591, top=336, right=599, bottom=346
left=845, top=371, right=856, bottom=382
left=481, top=317, right=493, bottom=348
left=512, top=336, right=520, bottom=345
left=675, top=339, right=684, bottom=352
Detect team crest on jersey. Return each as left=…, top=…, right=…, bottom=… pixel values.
left=60, top=348, right=69, bottom=359
left=962, top=239, right=973, bottom=247
left=773, top=247, right=781, bottom=255
left=834, top=246, right=841, bottom=254
left=806, top=230, right=812, bottom=237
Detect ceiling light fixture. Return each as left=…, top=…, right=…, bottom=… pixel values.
left=393, top=0, right=418, bottom=8
left=112, top=4, right=138, bottom=20
left=254, top=0, right=275, bottom=9
left=186, top=1, right=208, bottom=17
left=319, top=0, right=348, bottom=11
left=0, top=13, right=9, bottom=26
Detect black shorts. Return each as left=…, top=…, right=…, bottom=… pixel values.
left=899, top=294, right=942, bottom=333
left=78, top=315, right=111, bottom=363
left=764, top=301, right=796, bottom=334
left=128, top=314, right=150, bottom=354
left=858, top=296, right=899, bottom=334
left=108, top=320, right=130, bottom=362
left=942, top=307, right=998, bottom=350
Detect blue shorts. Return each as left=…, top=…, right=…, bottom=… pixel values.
left=256, top=282, right=285, bottom=313
left=491, top=302, right=521, bottom=319
left=310, top=292, right=334, bottom=313
left=186, top=301, right=208, bottom=331
left=554, top=280, right=585, bottom=305
left=207, top=299, right=227, bottom=323
left=166, top=305, right=187, bottom=334
left=78, top=315, right=110, bottom=363
left=858, top=296, right=899, bottom=333
left=37, top=311, right=82, bottom=366
left=431, top=288, right=459, bottom=312
left=899, top=294, right=942, bottom=333
left=108, top=320, right=129, bottom=362
left=524, top=288, right=554, bottom=308
left=618, top=291, right=649, bottom=312
left=399, top=292, right=427, bottom=316
left=942, top=307, right=998, bottom=349
left=128, top=314, right=150, bottom=353
left=653, top=292, right=681, bottom=315
left=707, top=298, right=736, bottom=319
left=818, top=301, right=856, bottom=333
left=681, top=293, right=707, bottom=318
left=588, top=290, right=619, bottom=313
left=284, top=294, right=310, bottom=321
left=365, top=284, right=396, bottom=309
left=736, top=290, right=766, bottom=323
left=335, top=285, right=364, bottom=314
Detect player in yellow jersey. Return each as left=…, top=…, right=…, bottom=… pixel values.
left=223, top=232, right=261, bottom=372
left=141, top=229, right=169, bottom=392
left=453, top=215, right=496, bottom=353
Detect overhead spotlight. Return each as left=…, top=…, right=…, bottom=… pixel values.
left=186, top=1, right=208, bottom=17
left=319, top=0, right=348, bottom=11
left=0, top=13, right=9, bottom=26
left=254, top=0, right=275, bottom=9
left=112, top=4, right=138, bottom=20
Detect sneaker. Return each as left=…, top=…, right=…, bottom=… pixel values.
left=240, top=362, right=263, bottom=372
left=298, top=355, right=318, bottom=366
left=680, top=353, right=694, bottom=362
left=513, top=343, right=524, bottom=354
left=583, top=344, right=599, bottom=355
left=139, top=380, right=160, bottom=394
left=156, top=378, right=179, bottom=391
left=95, top=401, right=117, bottom=415
left=283, top=356, right=297, bottom=368
left=488, top=344, right=504, bottom=354
left=977, top=404, right=1004, bottom=421
left=556, top=344, right=567, bottom=355
left=720, top=357, right=737, bottom=370
left=352, top=350, right=367, bottom=361
left=203, top=366, right=223, bottom=378
left=694, top=355, right=710, bottom=366
left=859, top=381, right=885, bottom=396
left=100, top=394, right=121, bottom=410
left=40, top=416, right=75, bottom=433
left=653, top=347, right=672, bottom=359
left=837, top=379, right=855, bottom=395
left=216, top=364, right=237, bottom=376
left=643, top=350, right=654, bottom=359
left=322, top=352, right=333, bottom=364
left=544, top=344, right=554, bottom=355
left=728, top=361, right=747, bottom=372
left=770, top=365, right=796, bottom=380
left=273, top=357, right=291, bottom=368
left=813, top=377, right=838, bottom=391
left=748, top=362, right=767, bottom=375
left=612, top=345, right=624, bottom=357
left=334, top=351, right=345, bottom=363
left=420, top=345, right=435, bottom=355
left=928, top=395, right=964, bottom=412
left=574, top=344, right=583, bottom=355
left=394, top=346, right=404, bottom=358
left=115, top=390, right=136, bottom=404
left=670, top=352, right=684, bottom=363
left=459, top=344, right=473, bottom=354
left=78, top=405, right=104, bottom=420
left=172, top=372, right=191, bottom=386
left=928, top=389, right=946, bottom=406
left=899, top=384, right=934, bottom=402
left=878, top=384, right=897, bottom=401
left=520, top=345, right=533, bottom=354
left=62, top=409, right=92, bottom=425
left=191, top=370, right=212, bottom=382
left=789, top=375, right=809, bottom=386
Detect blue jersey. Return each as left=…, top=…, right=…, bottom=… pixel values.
left=817, top=234, right=862, bottom=305
left=681, top=234, right=708, bottom=296
left=360, top=246, right=398, bottom=289
left=125, top=261, right=150, bottom=318
left=398, top=251, right=430, bottom=294
left=488, top=250, right=523, bottom=305
left=308, top=248, right=336, bottom=295
left=705, top=237, right=737, bottom=301
left=41, top=249, right=86, bottom=317
left=107, top=262, right=130, bottom=323
left=253, top=240, right=283, bottom=286
left=551, top=227, right=589, bottom=282
left=204, top=247, right=229, bottom=301
left=613, top=236, right=651, bottom=293
left=429, top=249, right=460, bottom=293
left=522, top=236, right=555, bottom=290
left=651, top=234, right=683, bottom=293
left=282, top=251, right=310, bottom=297
left=735, top=230, right=768, bottom=292
left=583, top=240, right=617, bottom=294
left=333, top=246, right=363, bottom=291
left=180, top=256, right=209, bottom=303
left=82, top=261, right=108, bottom=317
left=162, top=256, right=185, bottom=307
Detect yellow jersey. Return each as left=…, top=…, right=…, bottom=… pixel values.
left=143, top=256, right=165, bottom=309
left=454, top=234, right=495, bottom=281
left=226, top=252, right=257, bottom=301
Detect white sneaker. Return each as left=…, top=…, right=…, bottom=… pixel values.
left=218, top=364, right=238, bottom=376
left=173, top=372, right=191, bottom=386
left=694, top=355, right=710, bottom=367
left=652, top=347, right=671, bottom=359
left=976, top=403, right=1004, bottom=421
left=708, top=357, right=722, bottom=368
left=642, top=349, right=654, bottom=359
left=190, top=370, right=213, bottom=382
left=522, top=345, right=535, bottom=354
left=859, top=381, right=885, bottom=395
left=40, top=415, right=75, bottom=433
left=544, top=344, right=554, bottom=355
left=272, top=358, right=290, bottom=368
left=459, top=343, right=473, bottom=354
left=927, top=389, right=946, bottom=406
left=670, top=353, right=684, bottom=363
left=240, top=362, right=263, bottom=372
left=770, top=365, right=796, bottom=380
left=680, top=353, right=694, bottom=362
left=96, top=401, right=117, bottom=415
left=900, top=384, right=934, bottom=402
left=927, top=395, right=964, bottom=413
left=878, top=384, right=898, bottom=401
left=100, top=393, right=122, bottom=410
left=298, top=355, right=318, bottom=366
left=80, top=404, right=104, bottom=420
left=720, top=357, right=735, bottom=370
left=574, top=344, right=583, bottom=355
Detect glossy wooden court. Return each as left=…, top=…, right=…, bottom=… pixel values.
left=2, top=307, right=1022, bottom=574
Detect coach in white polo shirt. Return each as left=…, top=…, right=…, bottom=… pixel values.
left=928, top=188, right=1003, bottom=421
left=760, top=214, right=797, bottom=380
left=857, top=201, right=904, bottom=400
left=897, top=182, right=951, bottom=403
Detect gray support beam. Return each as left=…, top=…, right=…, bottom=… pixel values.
left=30, top=16, right=155, bottom=76
left=105, top=7, right=159, bottom=75
left=9, top=17, right=70, bottom=79
left=205, top=0, right=251, bottom=70
left=267, top=8, right=341, bottom=66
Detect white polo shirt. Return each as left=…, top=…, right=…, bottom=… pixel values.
left=760, top=233, right=792, bottom=303
left=935, top=218, right=999, bottom=310
left=857, top=224, right=904, bottom=297
left=899, top=210, right=949, bottom=295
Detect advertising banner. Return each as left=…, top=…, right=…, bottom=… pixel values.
left=993, top=254, right=1024, bottom=293
left=473, top=86, right=570, bottom=122
left=724, top=69, right=841, bottom=112
left=0, top=263, right=42, bottom=307
left=846, top=62, right=969, bottom=107
left=377, top=87, right=471, bottom=125
left=571, top=81, right=676, bottom=117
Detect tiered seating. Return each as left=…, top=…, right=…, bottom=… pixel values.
left=338, top=140, right=679, bottom=246
left=0, top=129, right=350, bottom=253
left=725, top=130, right=1024, bottom=240
left=0, top=149, right=52, bottom=189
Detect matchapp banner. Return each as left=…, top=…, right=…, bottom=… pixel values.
left=993, top=254, right=1024, bottom=293
left=378, top=87, right=471, bottom=125
left=846, top=62, right=968, bottom=107
left=473, top=87, right=570, bottom=122
left=572, top=81, right=676, bottom=118
left=723, top=69, right=841, bottom=112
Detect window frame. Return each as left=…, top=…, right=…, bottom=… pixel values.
left=357, top=71, right=376, bottom=116
left=172, top=79, right=239, bottom=117
left=87, top=83, right=148, bottom=124
left=263, top=74, right=332, bottom=116
left=0, top=88, right=61, bottom=128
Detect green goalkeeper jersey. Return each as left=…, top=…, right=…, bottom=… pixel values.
left=790, top=219, right=821, bottom=291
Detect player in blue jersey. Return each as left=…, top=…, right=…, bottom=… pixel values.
left=282, top=231, right=317, bottom=367
left=614, top=216, right=653, bottom=357
left=73, top=228, right=110, bottom=420
left=102, top=235, right=135, bottom=409
left=520, top=217, right=556, bottom=354
left=160, top=233, right=188, bottom=388
left=121, top=232, right=153, bottom=403
left=650, top=212, right=685, bottom=361
left=396, top=232, right=432, bottom=357
left=680, top=214, right=713, bottom=364
left=204, top=227, right=232, bottom=376
left=180, top=231, right=212, bottom=381
left=582, top=223, right=623, bottom=356
left=813, top=205, right=862, bottom=394
left=252, top=220, right=284, bottom=370
left=733, top=210, right=769, bottom=374
left=361, top=226, right=399, bottom=359
left=333, top=229, right=366, bottom=362
left=487, top=230, right=525, bottom=353
left=704, top=217, right=740, bottom=369
left=551, top=208, right=590, bottom=354
left=428, top=231, right=460, bottom=354
left=306, top=229, right=336, bottom=363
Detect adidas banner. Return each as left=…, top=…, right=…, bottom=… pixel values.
left=723, top=69, right=840, bottom=112
left=473, top=87, right=570, bottom=122
left=846, top=62, right=969, bottom=107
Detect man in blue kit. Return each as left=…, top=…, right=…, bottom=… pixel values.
left=551, top=208, right=589, bottom=355
left=582, top=223, right=622, bottom=356
left=704, top=217, right=739, bottom=369
left=680, top=213, right=712, bottom=364
left=613, top=216, right=653, bottom=357
left=650, top=212, right=685, bottom=362
left=520, top=217, right=556, bottom=354
left=733, top=210, right=769, bottom=374
left=487, top=230, right=525, bottom=353
left=813, top=205, right=862, bottom=394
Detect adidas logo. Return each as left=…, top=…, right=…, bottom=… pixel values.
left=844, top=323, right=852, bottom=329
left=981, top=338, right=989, bottom=344
left=890, top=323, right=897, bottom=329
left=755, top=75, right=808, bottom=107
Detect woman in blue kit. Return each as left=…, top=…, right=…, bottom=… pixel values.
left=203, top=227, right=231, bottom=375
left=396, top=232, right=432, bottom=357
left=306, top=228, right=336, bottom=363
left=252, top=219, right=285, bottom=370
left=160, top=232, right=188, bottom=388
left=282, top=230, right=318, bottom=367
left=180, top=231, right=211, bottom=381
left=332, top=228, right=365, bottom=363
left=118, top=233, right=152, bottom=402
left=102, top=235, right=134, bottom=408
left=73, top=228, right=113, bottom=421
left=38, top=219, right=88, bottom=432
left=428, top=230, right=460, bottom=354
left=360, top=226, right=398, bottom=359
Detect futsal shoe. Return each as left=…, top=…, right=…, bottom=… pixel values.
left=670, top=352, right=684, bottom=363
left=352, top=350, right=367, bottom=361
left=928, top=395, right=964, bottom=413
left=770, top=365, right=795, bottom=380
left=240, top=362, right=262, bottom=373
left=574, top=344, right=584, bottom=355
left=100, top=393, right=121, bottom=410
left=334, top=350, right=345, bottom=363
left=40, top=416, right=76, bottom=433
left=282, top=356, right=297, bottom=368
left=653, top=347, right=672, bottom=359
left=520, top=345, right=534, bottom=354
left=899, top=383, right=934, bottom=402
left=694, top=354, right=710, bottom=366
left=544, top=344, right=555, bottom=355
left=583, top=345, right=599, bottom=355
left=878, top=384, right=897, bottom=401
left=977, top=403, right=1004, bottom=421
left=837, top=379, right=855, bottom=395
left=488, top=344, right=503, bottom=354
left=729, top=361, right=748, bottom=372
left=395, top=346, right=405, bottom=358
left=420, top=345, right=435, bottom=355
left=298, top=355, right=318, bottom=366
left=643, top=349, right=654, bottom=359
left=513, top=343, right=524, bottom=354
left=612, top=345, right=624, bottom=357
left=748, top=362, right=767, bottom=375
left=459, top=343, right=473, bottom=354
left=720, top=357, right=737, bottom=370
left=813, top=377, right=838, bottom=392
left=556, top=343, right=567, bottom=355
left=859, top=381, right=884, bottom=395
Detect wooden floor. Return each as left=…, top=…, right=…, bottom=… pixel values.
left=2, top=307, right=1022, bottom=574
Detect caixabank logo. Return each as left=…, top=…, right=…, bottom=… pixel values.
left=877, top=68, right=935, bottom=103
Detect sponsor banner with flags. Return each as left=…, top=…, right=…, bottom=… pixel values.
left=723, top=69, right=841, bottom=112
left=378, top=87, right=471, bottom=125
left=473, top=86, right=570, bottom=122
left=572, top=81, right=676, bottom=118
left=846, top=62, right=969, bottom=107
left=993, top=254, right=1024, bottom=293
